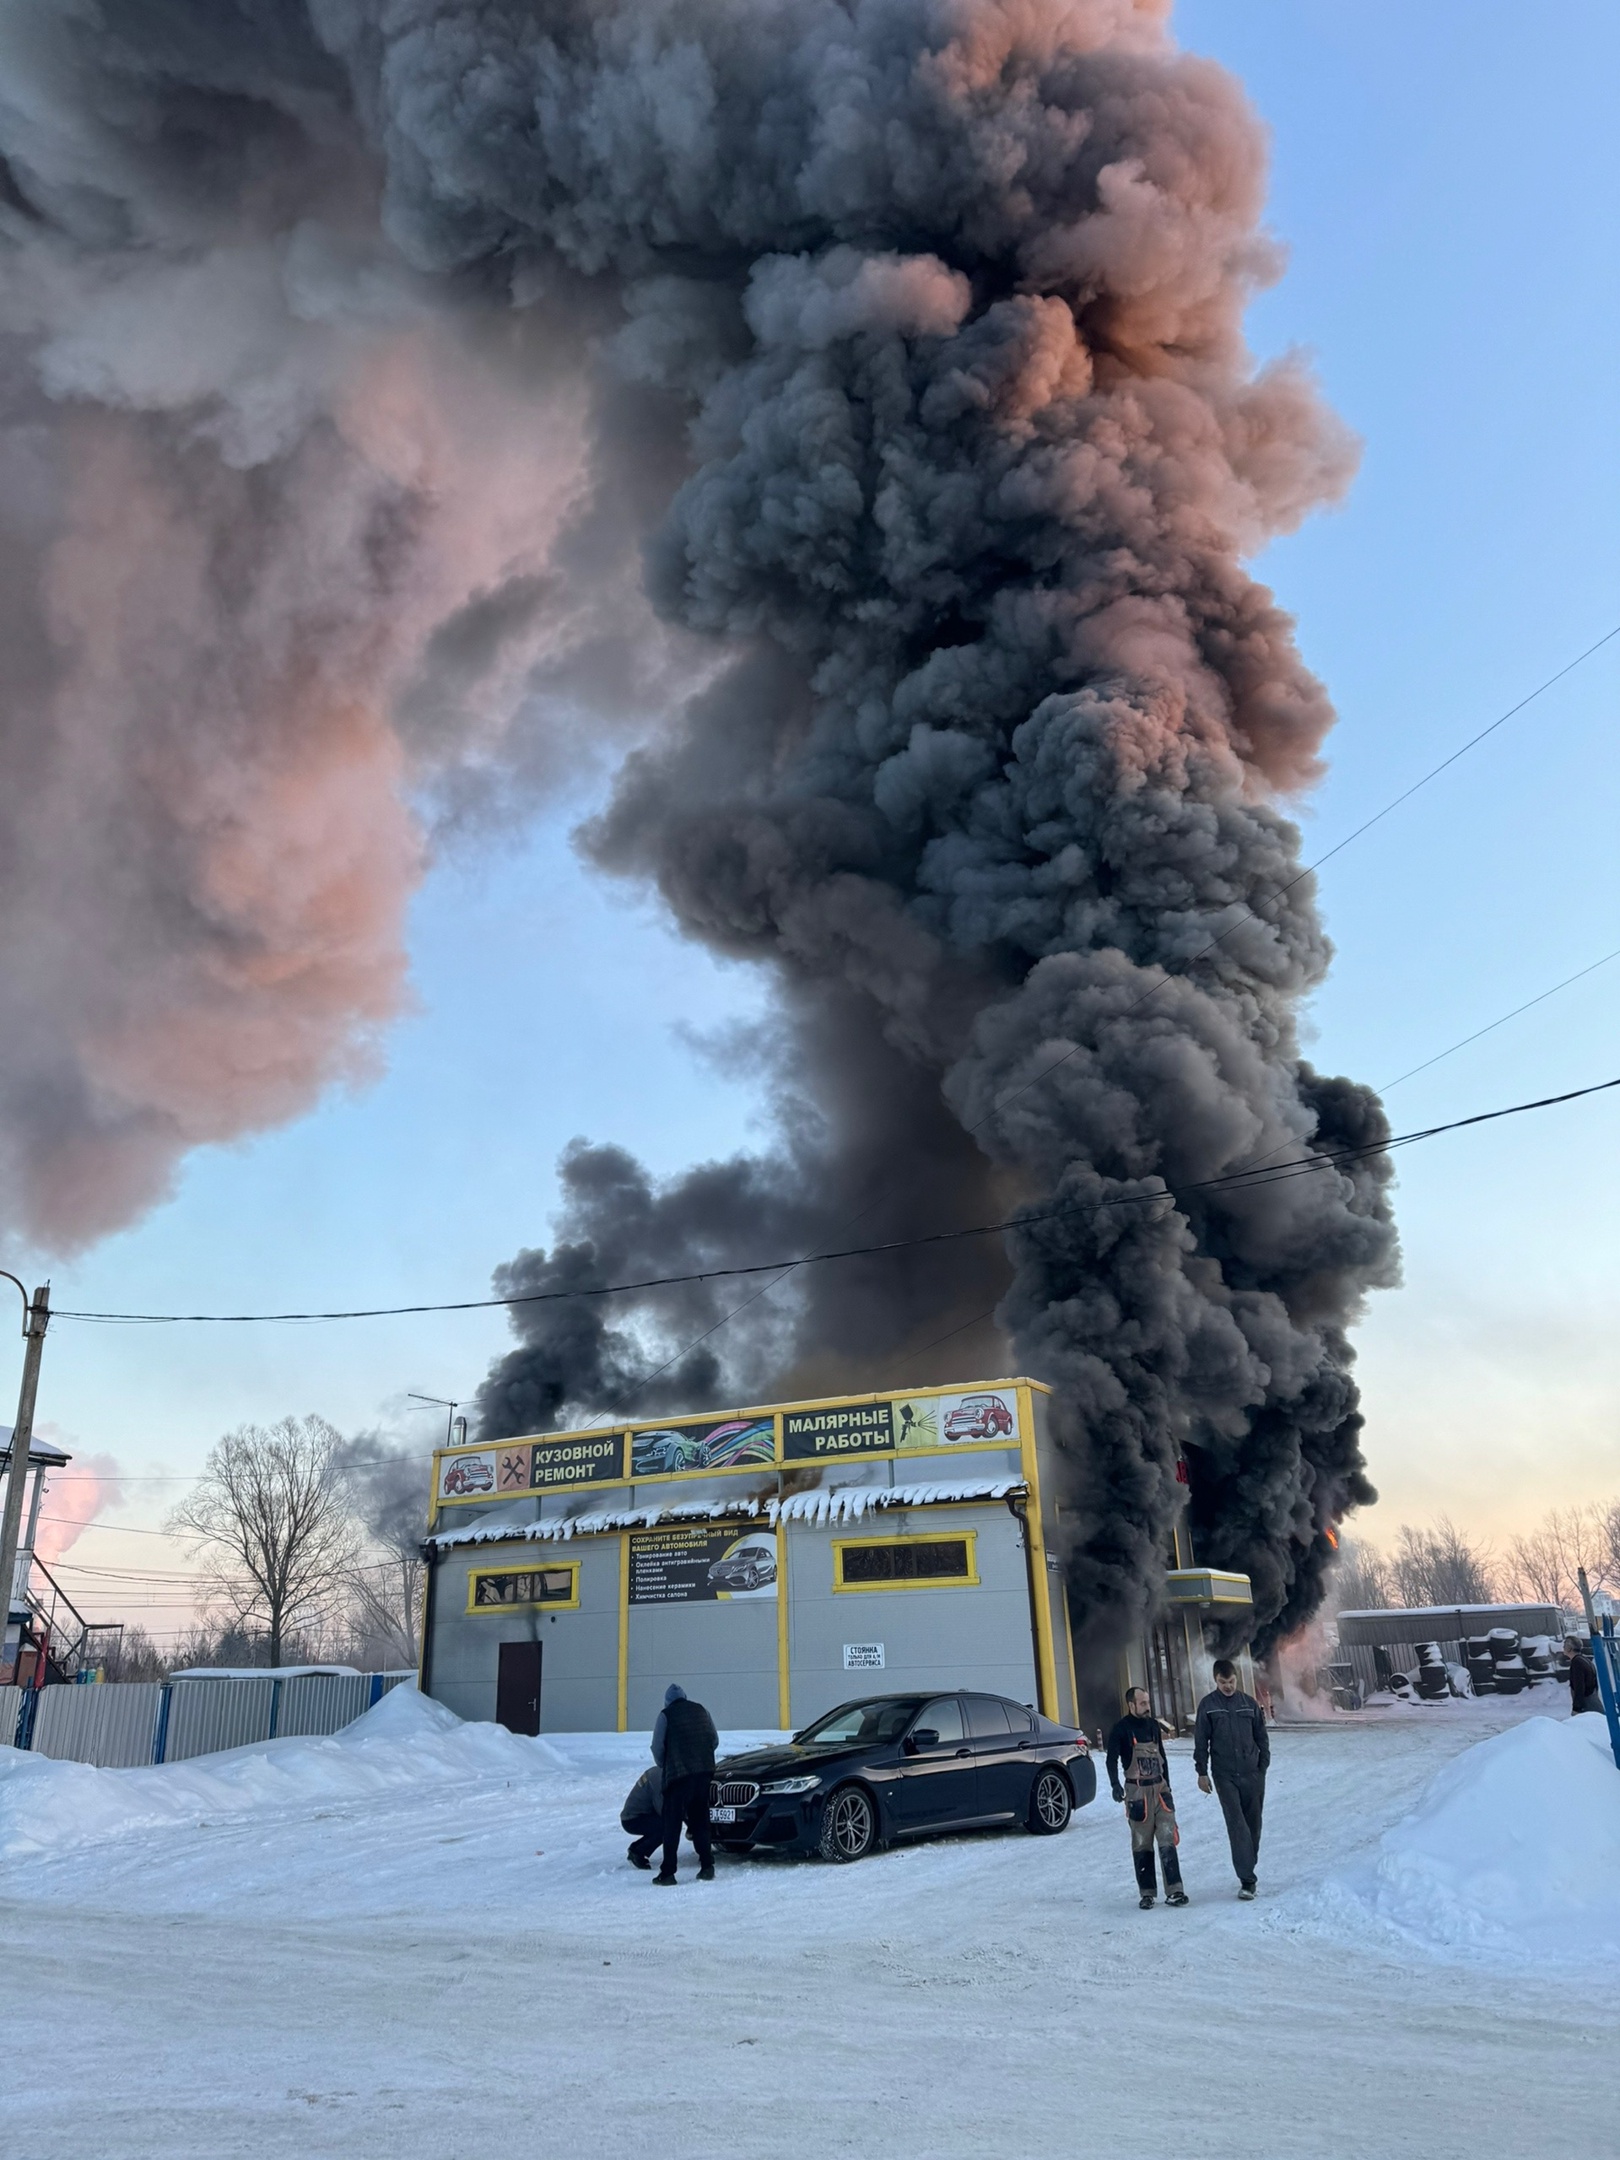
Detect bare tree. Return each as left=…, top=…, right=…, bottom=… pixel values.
left=168, top=1417, right=360, bottom=1667
left=1329, top=1536, right=1392, bottom=1612
left=1505, top=1502, right=1617, bottom=1611
left=1388, top=1518, right=1497, bottom=1608
left=334, top=1434, right=428, bottom=1669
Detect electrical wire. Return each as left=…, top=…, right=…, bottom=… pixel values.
left=44, top=1071, right=1620, bottom=1325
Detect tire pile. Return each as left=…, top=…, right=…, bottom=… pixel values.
left=1385, top=1629, right=1563, bottom=1702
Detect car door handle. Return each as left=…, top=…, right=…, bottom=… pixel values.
left=954, top=1747, right=972, bottom=1757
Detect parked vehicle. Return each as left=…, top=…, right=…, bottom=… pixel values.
left=707, top=1537, right=778, bottom=1591
left=943, top=1393, right=1015, bottom=1440
left=708, top=1690, right=1096, bottom=1861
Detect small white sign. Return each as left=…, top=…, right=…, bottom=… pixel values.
left=843, top=1642, right=885, bottom=1670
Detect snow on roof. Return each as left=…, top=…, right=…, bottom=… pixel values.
left=0, top=1424, right=71, bottom=1468
left=169, top=1666, right=363, bottom=1681
left=428, top=1477, right=1026, bottom=1551
left=771, top=1478, right=1024, bottom=1525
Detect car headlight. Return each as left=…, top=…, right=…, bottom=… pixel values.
left=758, top=1776, right=821, bottom=1796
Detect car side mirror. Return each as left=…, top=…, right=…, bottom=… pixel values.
left=906, top=1728, right=940, bottom=1753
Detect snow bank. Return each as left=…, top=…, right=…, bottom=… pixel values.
left=1323, top=1712, right=1620, bottom=1967
left=0, top=1686, right=550, bottom=1863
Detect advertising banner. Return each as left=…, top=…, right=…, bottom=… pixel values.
left=781, top=1387, right=1021, bottom=1461
left=628, top=1524, right=778, bottom=1603
left=512, top=1431, right=624, bottom=1491
left=628, top=1416, right=775, bottom=1479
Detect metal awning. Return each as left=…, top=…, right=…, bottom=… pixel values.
left=1165, top=1567, right=1253, bottom=1609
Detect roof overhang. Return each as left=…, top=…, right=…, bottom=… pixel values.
left=1165, top=1567, right=1253, bottom=1610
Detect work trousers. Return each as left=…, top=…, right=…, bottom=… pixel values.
left=657, top=1770, right=714, bottom=1878
left=1127, top=1787, right=1182, bottom=1896
left=1214, top=1771, right=1265, bottom=1886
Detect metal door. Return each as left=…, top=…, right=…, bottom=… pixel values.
left=496, top=1640, right=542, bottom=1736
left=887, top=1694, right=976, bottom=1828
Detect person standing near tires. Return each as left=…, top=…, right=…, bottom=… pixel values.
left=1194, top=1658, right=1270, bottom=1900
left=651, top=1683, right=719, bottom=1885
left=1105, top=1686, right=1188, bottom=1910
left=1564, top=1635, right=1601, bottom=1715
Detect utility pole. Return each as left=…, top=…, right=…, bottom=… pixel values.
left=0, top=1277, right=50, bottom=1683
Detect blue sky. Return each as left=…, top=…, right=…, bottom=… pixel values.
left=29, top=1, right=1620, bottom=1633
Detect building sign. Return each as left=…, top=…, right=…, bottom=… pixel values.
left=437, top=1449, right=498, bottom=1501
left=628, top=1524, right=778, bottom=1604
left=521, top=1431, right=624, bottom=1490
left=628, top=1417, right=775, bottom=1479
left=843, top=1643, right=885, bottom=1670
left=782, top=1389, right=1021, bottom=1461
left=782, top=1400, right=897, bottom=1461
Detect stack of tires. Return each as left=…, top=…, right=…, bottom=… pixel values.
left=1487, top=1627, right=1529, bottom=1694
left=1464, top=1635, right=1497, bottom=1694
left=1414, top=1642, right=1451, bottom=1699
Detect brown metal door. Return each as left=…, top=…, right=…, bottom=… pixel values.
left=496, top=1640, right=542, bottom=1736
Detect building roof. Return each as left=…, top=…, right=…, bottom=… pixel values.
left=0, top=1424, right=71, bottom=1468
left=427, top=1476, right=1026, bottom=1552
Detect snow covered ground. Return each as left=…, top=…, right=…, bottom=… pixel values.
left=3, top=1689, right=1614, bottom=2160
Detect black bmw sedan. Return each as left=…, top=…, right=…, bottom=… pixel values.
left=708, top=1691, right=1097, bottom=1862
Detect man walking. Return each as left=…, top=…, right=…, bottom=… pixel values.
left=1565, top=1635, right=1601, bottom=1716
left=1195, top=1657, right=1269, bottom=1900
left=651, top=1683, right=718, bottom=1885
left=1105, top=1685, right=1189, bottom=1910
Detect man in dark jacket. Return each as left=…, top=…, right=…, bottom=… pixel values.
left=1194, top=1657, right=1270, bottom=1899
left=1564, top=1636, right=1601, bottom=1715
left=650, top=1683, right=718, bottom=1885
left=1105, top=1686, right=1189, bottom=1910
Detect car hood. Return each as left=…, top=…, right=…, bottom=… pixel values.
left=714, top=1741, right=868, bottom=1781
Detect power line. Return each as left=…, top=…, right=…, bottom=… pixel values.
left=977, top=620, right=1620, bottom=1128
left=1378, top=943, right=1620, bottom=1094
left=44, top=1072, right=1620, bottom=1327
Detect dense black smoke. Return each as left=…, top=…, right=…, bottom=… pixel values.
left=0, top=0, right=1397, bottom=1662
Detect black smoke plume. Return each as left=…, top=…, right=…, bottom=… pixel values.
left=0, top=1, right=1398, bottom=1662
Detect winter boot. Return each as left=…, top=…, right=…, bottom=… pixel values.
left=1165, top=1886, right=1189, bottom=1907
left=654, top=1871, right=677, bottom=1886
left=628, top=1844, right=652, bottom=1871
left=1238, top=1881, right=1257, bottom=1901
left=697, top=1863, right=715, bottom=1882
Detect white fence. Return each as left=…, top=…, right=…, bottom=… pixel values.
left=2, top=1672, right=412, bottom=1765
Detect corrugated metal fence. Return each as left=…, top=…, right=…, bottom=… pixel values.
left=1, top=1672, right=411, bottom=1766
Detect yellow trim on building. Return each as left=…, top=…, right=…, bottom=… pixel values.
left=831, top=1529, right=980, bottom=1593
left=775, top=1525, right=791, bottom=1730
left=464, top=1559, right=580, bottom=1615
left=617, top=1534, right=631, bottom=1732
left=1017, top=1383, right=1061, bottom=1718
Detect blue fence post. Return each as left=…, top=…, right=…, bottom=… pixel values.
left=1578, top=1568, right=1620, bottom=1774
left=268, top=1676, right=282, bottom=1741
left=17, top=1688, right=39, bottom=1751
left=152, top=1682, right=172, bottom=1765
left=368, top=1672, right=383, bottom=1709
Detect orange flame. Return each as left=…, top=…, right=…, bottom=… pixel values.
left=1323, top=1524, right=1339, bottom=1551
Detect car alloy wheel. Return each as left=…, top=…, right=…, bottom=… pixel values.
left=819, top=1784, right=877, bottom=1862
left=1028, top=1768, right=1072, bottom=1834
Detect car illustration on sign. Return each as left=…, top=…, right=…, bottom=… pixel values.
left=442, top=1455, right=495, bottom=1496
left=943, top=1392, right=1015, bottom=1440
left=707, top=1537, right=778, bottom=1591
left=632, top=1431, right=706, bottom=1476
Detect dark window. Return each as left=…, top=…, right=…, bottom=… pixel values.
left=473, top=1566, right=575, bottom=1608
left=1005, top=1704, right=1036, bottom=1734
left=839, top=1538, right=971, bottom=1586
left=916, top=1697, right=965, bottom=1744
left=965, top=1695, right=1011, bottom=1738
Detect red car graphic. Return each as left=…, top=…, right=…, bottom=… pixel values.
left=443, top=1457, right=495, bottom=1495
left=943, top=1393, right=1014, bottom=1440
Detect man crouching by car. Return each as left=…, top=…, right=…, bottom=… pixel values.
left=651, top=1684, right=718, bottom=1885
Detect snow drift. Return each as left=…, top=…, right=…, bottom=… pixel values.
left=1322, top=1713, right=1620, bottom=1969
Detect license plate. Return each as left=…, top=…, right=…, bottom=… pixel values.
left=712, top=1806, right=737, bottom=1824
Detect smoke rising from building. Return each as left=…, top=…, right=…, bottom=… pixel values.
left=0, top=1, right=1397, bottom=1659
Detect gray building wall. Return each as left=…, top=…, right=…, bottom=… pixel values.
left=626, top=1597, right=779, bottom=1733
left=784, top=1504, right=1037, bottom=1730
left=429, top=1538, right=621, bottom=1732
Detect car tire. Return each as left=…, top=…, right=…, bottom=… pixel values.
left=1027, top=1768, right=1072, bottom=1835
left=740, top=1565, right=758, bottom=1589
left=818, top=1784, right=878, bottom=1862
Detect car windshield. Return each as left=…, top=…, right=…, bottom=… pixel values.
left=796, top=1698, right=924, bottom=1747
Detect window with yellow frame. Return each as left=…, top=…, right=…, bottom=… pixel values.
left=831, top=1530, right=979, bottom=1592
left=466, top=1560, right=581, bottom=1614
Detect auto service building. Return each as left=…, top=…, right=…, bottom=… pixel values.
left=420, top=1377, right=1087, bottom=1736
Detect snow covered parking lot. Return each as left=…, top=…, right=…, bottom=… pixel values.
left=3, top=1688, right=1613, bottom=2160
